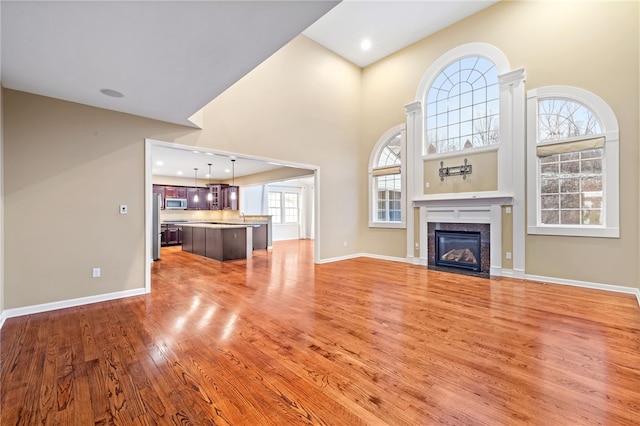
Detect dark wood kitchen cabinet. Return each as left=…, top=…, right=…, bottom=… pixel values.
left=153, top=185, right=165, bottom=209
left=187, top=187, right=210, bottom=210
left=207, top=184, right=223, bottom=210
left=164, top=186, right=187, bottom=199
left=252, top=224, right=268, bottom=250
left=152, top=184, right=238, bottom=211
left=161, top=224, right=183, bottom=246
left=221, top=186, right=239, bottom=210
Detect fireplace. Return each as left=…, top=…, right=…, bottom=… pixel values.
left=427, top=222, right=490, bottom=278
left=435, top=230, right=481, bottom=272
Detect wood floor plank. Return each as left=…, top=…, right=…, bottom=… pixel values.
left=2, top=240, right=639, bottom=425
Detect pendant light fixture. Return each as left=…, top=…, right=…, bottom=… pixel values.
left=230, top=159, right=237, bottom=200
left=207, top=163, right=213, bottom=201
left=193, top=168, right=199, bottom=203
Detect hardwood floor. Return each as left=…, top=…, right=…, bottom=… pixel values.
left=2, top=240, right=639, bottom=425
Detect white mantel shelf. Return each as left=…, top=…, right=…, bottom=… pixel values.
left=413, top=192, right=513, bottom=207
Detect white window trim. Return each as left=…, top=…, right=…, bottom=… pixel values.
left=267, top=186, right=302, bottom=225
left=526, top=86, right=620, bottom=238
left=369, top=124, right=406, bottom=229
left=417, top=42, right=511, bottom=158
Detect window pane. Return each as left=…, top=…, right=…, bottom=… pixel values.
left=284, top=193, right=299, bottom=224
left=374, top=174, right=401, bottom=222
left=268, top=192, right=282, bottom=223
left=424, top=56, right=499, bottom=154
left=538, top=149, right=604, bottom=226
left=538, top=99, right=603, bottom=142
left=376, top=133, right=402, bottom=167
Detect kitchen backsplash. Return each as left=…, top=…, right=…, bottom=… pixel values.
left=160, top=210, right=269, bottom=223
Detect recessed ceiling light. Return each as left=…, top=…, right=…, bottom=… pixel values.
left=224, top=168, right=230, bottom=173
left=205, top=173, right=211, bottom=178
left=177, top=171, right=183, bottom=176
left=192, top=150, right=200, bottom=154
left=205, top=152, right=214, bottom=156
left=155, top=160, right=164, bottom=166
left=360, top=39, right=372, bottom=50
left=99, top=88, right=124, bottom=98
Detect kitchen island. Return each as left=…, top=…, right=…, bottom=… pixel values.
left=181, top=223, right=253, bottom=261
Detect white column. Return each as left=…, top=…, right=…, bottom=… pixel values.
left=499, top=68, right=526, bottom=278
left=404, top=101, right=422, bottom=261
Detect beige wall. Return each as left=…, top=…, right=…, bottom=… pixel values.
left=3, top=90, right=194, bottom=309
left=424, top=151, right=497, bottom=194
left=360, top=1, right=639, bottom=289
left=170, top=35, right=362, bottom=259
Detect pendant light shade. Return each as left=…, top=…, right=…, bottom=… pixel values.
left=207, top=163, right=213, bottom=201
left=193, top=168, right=199, bottom=203
left=230, top=159, right=237, bottom=200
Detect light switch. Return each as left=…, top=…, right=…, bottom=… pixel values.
left=505, top=206, right=511, bottom=214
left=120, top=205, right=128, bottom=214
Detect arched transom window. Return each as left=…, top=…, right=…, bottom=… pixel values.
left=425, top=56, right=499, bottom=154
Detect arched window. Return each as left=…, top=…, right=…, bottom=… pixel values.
left=369, top=125, right=405, bottom=228
left=527, top=86, right=619, bottom=237
left=424, top=56, right=499, bottom=154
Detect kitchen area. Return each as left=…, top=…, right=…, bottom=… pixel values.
left=152, top=182, right=271, bottom=262
left=150, top=143, right=315, bottom=265
left=151, top=146, right=276, bottom=263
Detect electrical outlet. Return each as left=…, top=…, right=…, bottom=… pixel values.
left=343, top=241, right=347, bottom=247
left=92, top=268, right=101, bottom=278
left=425, top=182, right=430, bottom=188
left=506, top=252, right=512, bottom=260
left=120, top=205, right=128, bottom=214
left=415, top=243, right=419, bottom=250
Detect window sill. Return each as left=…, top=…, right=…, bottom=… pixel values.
left=369, top=221, right=406, bottom=229
left=422, top=144, right=499, bottom=161
left=527, top=225, right=619, bottom=238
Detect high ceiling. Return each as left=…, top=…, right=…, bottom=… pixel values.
left=1, top=0, right=339, bottom=127
left=303, top=0, right=498, bottom=68
left=2, top=1, right=499, bottom=178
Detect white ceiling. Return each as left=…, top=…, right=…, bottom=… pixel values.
left=303, top=0, right=499, bottom=68
left=1, top=0, right=339, bottom=127
left=152, top=145, right=293, bottom=181
left=2, top=0, right=499, bottom=179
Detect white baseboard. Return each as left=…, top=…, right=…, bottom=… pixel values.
left=317, top=253, right=410, bottom=265
left=526, top=273, right=640, bottom=308
left=0, top=288, right=147, bottom=326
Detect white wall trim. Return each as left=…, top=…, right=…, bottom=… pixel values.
left=525, top=86, right=619, bottom=239
left=317, top=253, right=410, bottom=265
left=526, top=274, right=640, bottom=308
left=0, top=288, right=147, bottom=322
left=145, top=138, right=322, bottom=265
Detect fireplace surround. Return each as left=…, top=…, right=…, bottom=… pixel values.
left=413, top=193, right=514, bottom=277
left=428, top=222, right=490, bottom=277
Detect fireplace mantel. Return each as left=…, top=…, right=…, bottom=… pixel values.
left=413, top=191, right=513, bottom=208
left=415, top=191, right=512, bottom=276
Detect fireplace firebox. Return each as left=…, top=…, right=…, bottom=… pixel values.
left=435, top=230, right=481, bottom=272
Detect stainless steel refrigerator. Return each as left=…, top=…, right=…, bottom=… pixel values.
left=152, top=193, right=162, bottom=260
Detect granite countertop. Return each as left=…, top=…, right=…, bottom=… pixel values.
left=178, top=223, right=251, bottom=229
left=163, top=220, right=268, bottom=226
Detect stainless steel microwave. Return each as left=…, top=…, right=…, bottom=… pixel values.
left=165, top=198, right=188, bottom=209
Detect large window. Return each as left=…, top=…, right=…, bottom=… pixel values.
left=527, top=86, right=619, bottom=238
left=269, top=191, right=299, bottom=224
left=268, top=192, right=281, bottom=223
left=369, top=125, right=405, bottom=228
left=424, top=56, right=499, bottom=155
